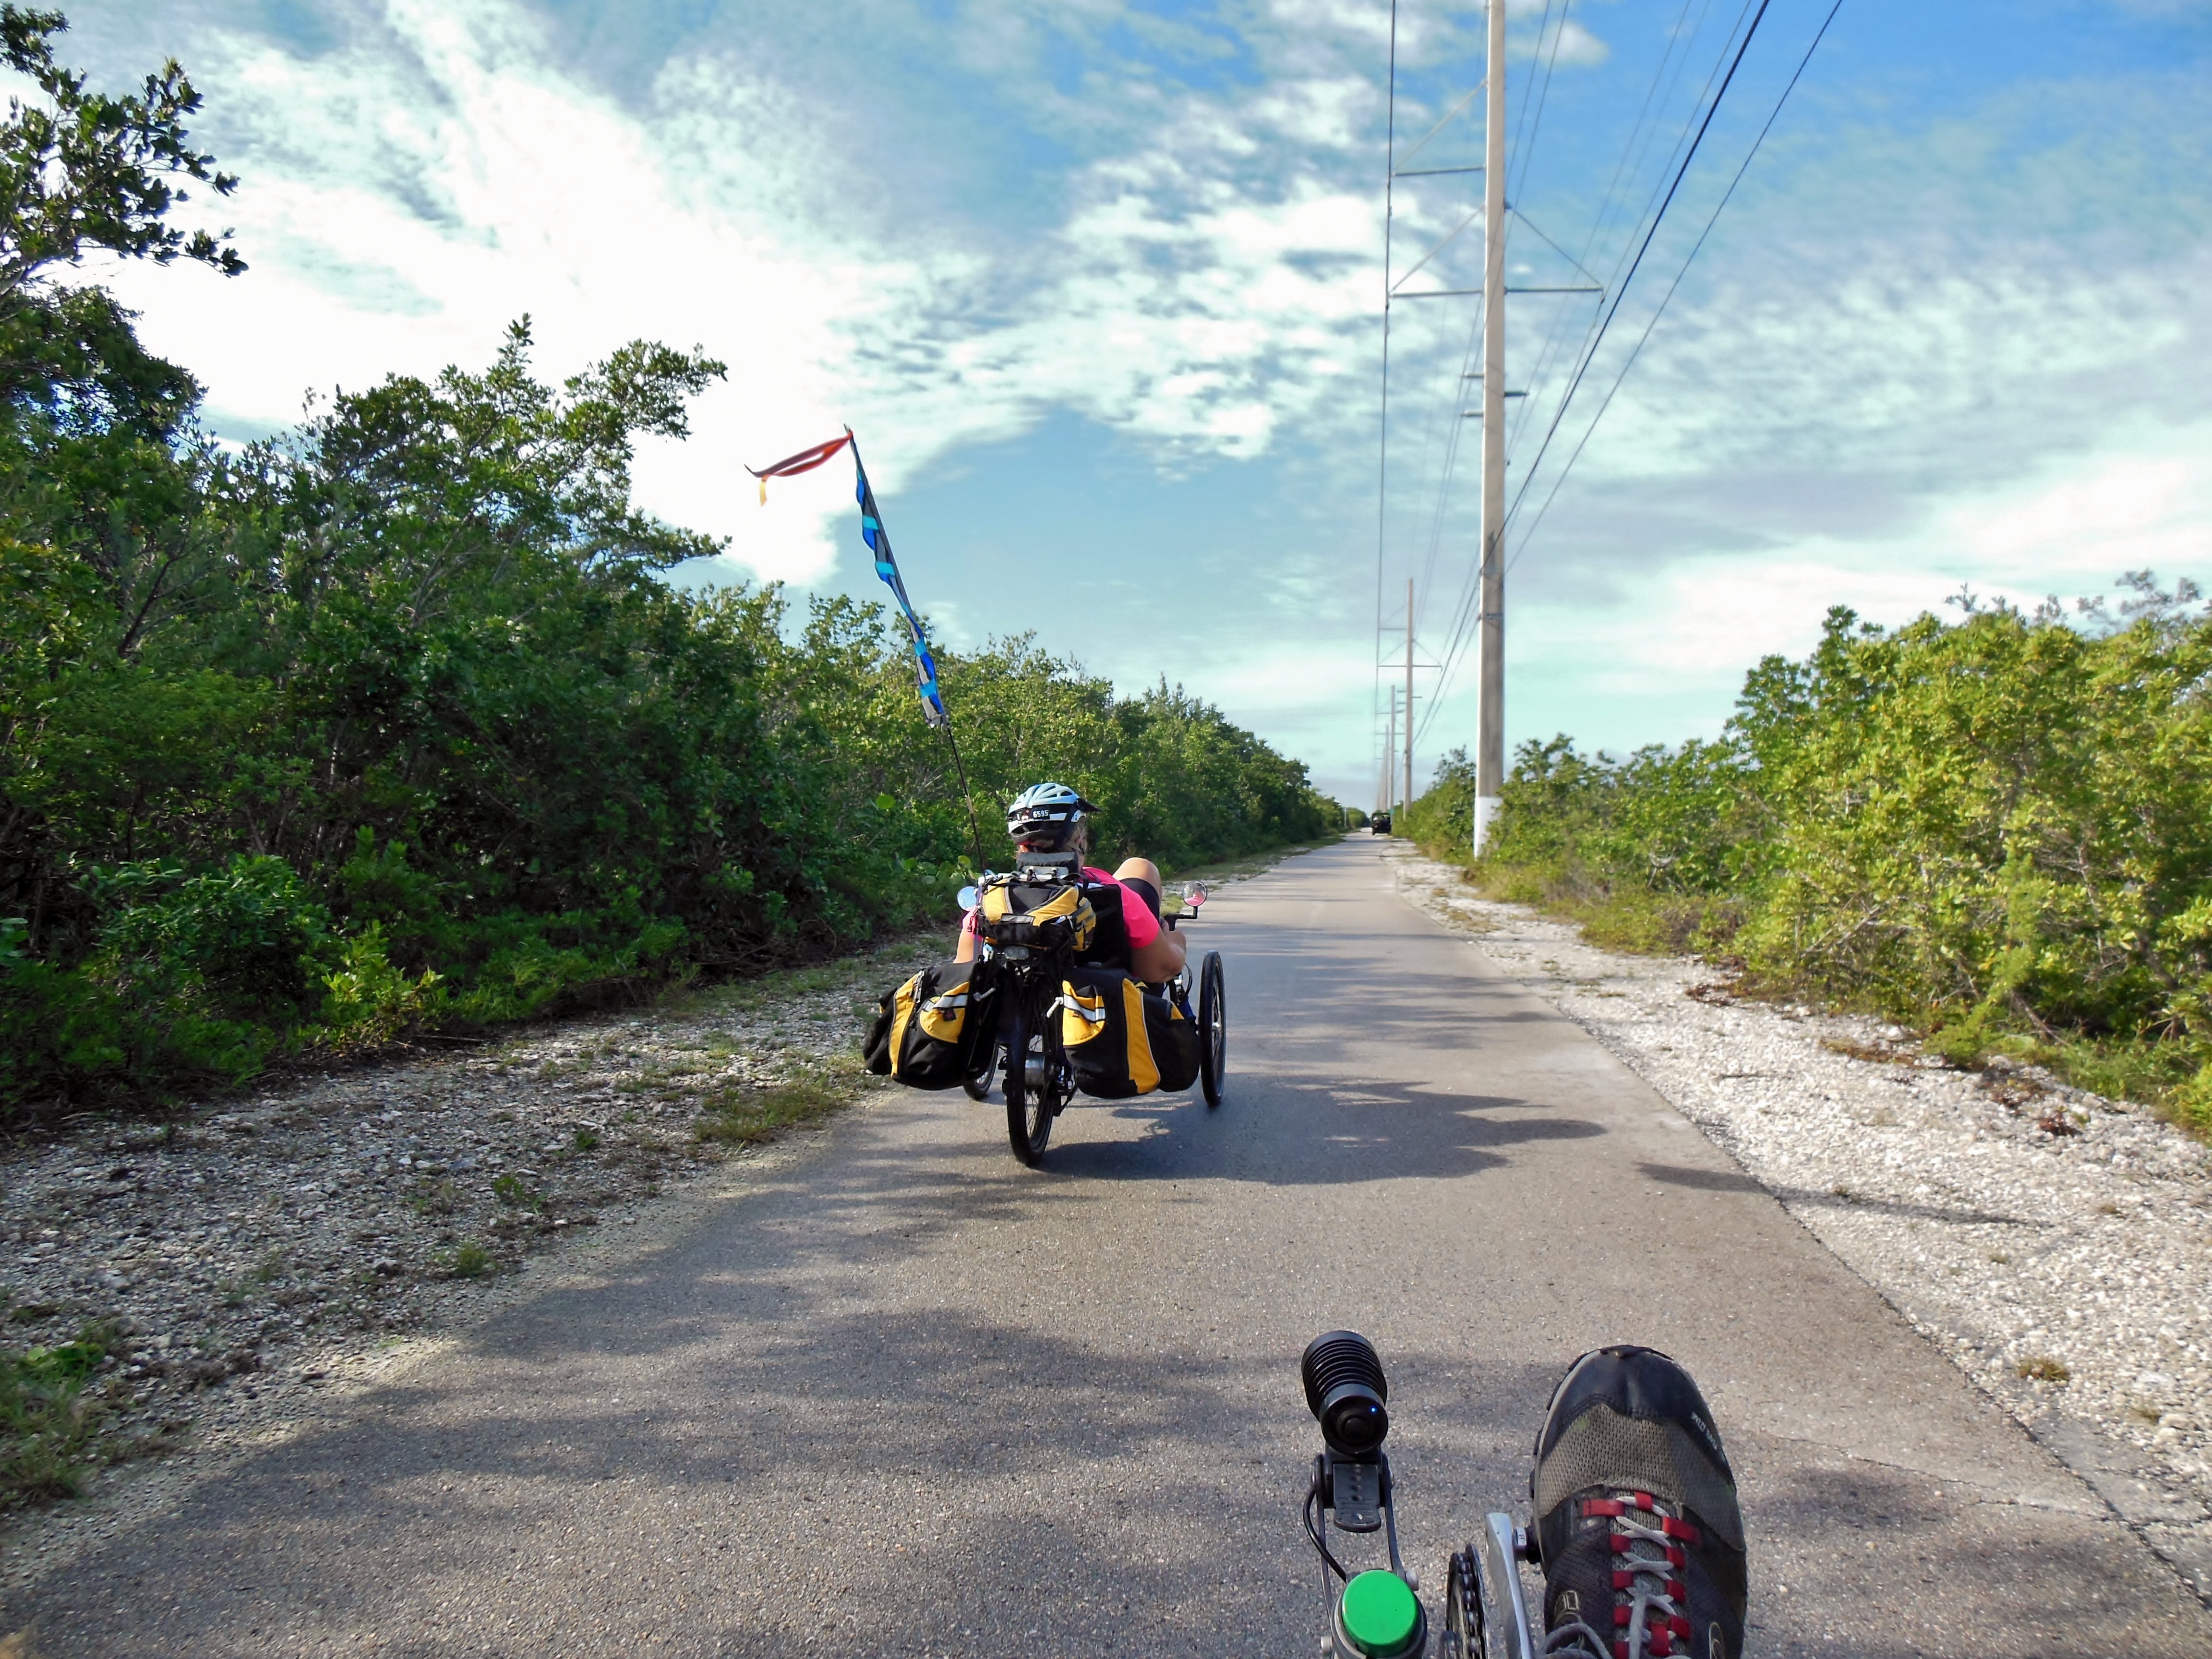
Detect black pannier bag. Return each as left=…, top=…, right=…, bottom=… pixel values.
left=974, top=868, right=1096, bottom=955
left=864, top=957, right=996, bottom=1089
left=1057, top=965, right=1201, bottom=1098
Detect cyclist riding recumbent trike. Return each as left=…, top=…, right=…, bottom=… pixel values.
left=862, top=782, right=1226, bottom=1165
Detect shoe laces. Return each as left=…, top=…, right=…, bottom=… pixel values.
left=1569, top=1491, right=1700, bottom=1659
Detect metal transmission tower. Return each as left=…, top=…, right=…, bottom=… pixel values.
left=1472, top=0, right=1506, bottom=855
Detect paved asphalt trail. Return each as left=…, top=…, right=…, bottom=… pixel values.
left=12, top=839, right=2210, bottom=1657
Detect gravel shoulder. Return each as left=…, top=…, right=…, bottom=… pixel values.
left=0, top=846, right=1307, bottom=1596
left=0, top=934, right=945, bottom=1594
left=1385, top=842, right=2212, bottom=1600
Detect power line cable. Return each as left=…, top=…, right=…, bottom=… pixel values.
left=1504, top=0, right=1555, bottom=204
left=1508, top=0, right=1749, bottom=468
left=1508, top=0, right=1573, bottom=207
left=1419, top=0, right=1744, bottom=740
left=1438, top=0, right=1716, bottom=664
left=1499, top=0, right=1776, bottom=541
left=1499, top=0, right=1707, bottom=465
left=1410, top=1, right=1570, bottom=661
left=1417, top=0, right=1803, bottom=749
left=1508, top=0, right=1847, bottom=573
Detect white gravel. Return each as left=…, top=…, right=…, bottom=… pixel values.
left=1387, top=843, right=2212, bottom=1599
left=0, top=936, right=938, bottom=1586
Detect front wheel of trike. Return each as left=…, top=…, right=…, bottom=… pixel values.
left=1197, top=950, right=1226, bottom=1107
left=1002, top=999, right=1053, bottom=1164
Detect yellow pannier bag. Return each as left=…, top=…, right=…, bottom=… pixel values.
left=1058, top=966, right=1201, bottom=1099
left=863, top=958, right=995, bottom=1089
left=976, top=873, right=1096, bottom=955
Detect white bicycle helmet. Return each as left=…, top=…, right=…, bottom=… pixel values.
left=1006, top=781, right=1096, bottom=849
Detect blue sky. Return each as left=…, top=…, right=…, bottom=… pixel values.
left=70, top=0, right=2212, bottom=806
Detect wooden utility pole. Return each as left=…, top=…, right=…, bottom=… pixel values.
left=1404, top=576, right=1415, bottom=815
left=1474, top=0, right=1507, bottom=854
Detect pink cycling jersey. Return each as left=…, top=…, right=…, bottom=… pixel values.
left=962, top=867, right=1160, bottom=949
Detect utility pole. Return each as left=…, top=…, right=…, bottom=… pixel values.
left=1404, top=576, right=1415, bottom=815
left=1473, top=0, right=1507, bottom=855
left=1383, top=688, right=1398, bottom=817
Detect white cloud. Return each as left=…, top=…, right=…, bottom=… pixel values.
left=97, top=0, right=1402, bottom=585
left=1954, top=441, right=2212, bottom=590
left=1527, top=20, right=1609, bottom=68
left=69, top=0, right=2212, bottom=794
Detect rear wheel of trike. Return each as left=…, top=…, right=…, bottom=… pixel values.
left=1197, top=950, right=1226, bottom=1107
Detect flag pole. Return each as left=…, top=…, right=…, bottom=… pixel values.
left=938, top=709, right=987, bottom=879
left=843, top=429, right=989, bottom=878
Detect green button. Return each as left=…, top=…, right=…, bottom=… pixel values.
left=1341, top=1570, right=1419, bottom=1655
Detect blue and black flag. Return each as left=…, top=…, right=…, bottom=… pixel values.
left=746, top=427, right=949, bottom=729
left=849, top=433, right=949, bottom=728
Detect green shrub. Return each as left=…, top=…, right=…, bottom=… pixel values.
left=1407, top=580, right=2212, bottom=1125
left=0, top=18, right=1339, bottom=1119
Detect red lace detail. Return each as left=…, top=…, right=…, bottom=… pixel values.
left=1598, top=1491, right=1698, bottom=1659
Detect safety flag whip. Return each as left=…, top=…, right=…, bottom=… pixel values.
left=745, top=426, right=985, bottom=871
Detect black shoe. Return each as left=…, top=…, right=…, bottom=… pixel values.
left=1528, top=1346, right=1747, bottom=1659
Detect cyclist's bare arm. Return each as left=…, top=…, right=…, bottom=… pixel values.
left=1130, top=927, right=1186, bottom=982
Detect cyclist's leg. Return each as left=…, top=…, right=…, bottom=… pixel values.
left=1529, top=1346, right=1747, bottom=1659
left=1112, top=856, right=1163, bottom=921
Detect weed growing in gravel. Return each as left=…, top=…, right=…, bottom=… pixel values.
left=0, top=1324, right=120, bottom=1508
left=490, top=1174, right=542, bottom=1211
left=695, top=1073, right=860, bottom=1145
left=573, top=1128, right=600, bottom=1151
left=1822, top=1037, right=1903, bottom=1065
left=409, top=1178, right=461, bottom=1216
left=248, top=1249, right=287, bottom=1285
left=446, top=1242, right=492, bottom=1279
left=2017, top=1356, right=2072, bottom=1383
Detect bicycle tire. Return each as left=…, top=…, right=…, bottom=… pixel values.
left=1003, top=993, right=1053, bottom=1163
left=1198, top=950, right=1226, bottom=1107
left=962, top=1039, right=998, bottom=1101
